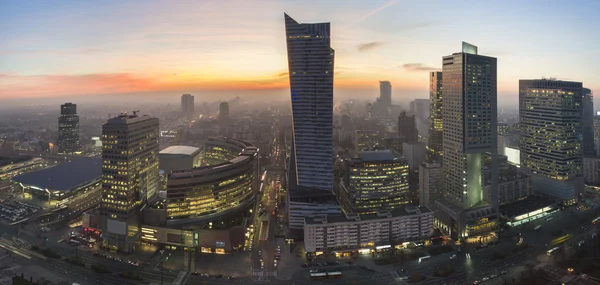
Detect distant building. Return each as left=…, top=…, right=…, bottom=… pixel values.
left=497, top=123, right=509, bottom=135
left=419, top=162, right=443, bottom=208
left=428, top=72, right=443, bottom=158
left=402, top=142, right=426, bottom=172
left=219, top=101, right=230, bottom=121
left=57, top=102, right=80, bottom=154
left=519, top=79, right=584, bottom=205
left=338, top=150, right=410, bottom=214
left=354, top=130, right=380, bottom=154
left=583, top=157, right=600, bottom=186
left=398, top=111, right=418, bottom=144
left=181, top=94, right=194, bottom=118
left=100, top=112, right=160, bottom=252
left=304, top=207, right=433, bottom=253
left=582, top=88, right=595, bottom=157
left=379, top=81, right=392, bottom=106
left=159, top=146, right=201, bottom=172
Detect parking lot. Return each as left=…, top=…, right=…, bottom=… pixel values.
left=0, top=200, right=40, bottom=223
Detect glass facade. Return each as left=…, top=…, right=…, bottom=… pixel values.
left=428, top=72, right=443, bottom=157
left=57, top=103, right=80, bottom=154
left=166, top=138, right=259, bottom=224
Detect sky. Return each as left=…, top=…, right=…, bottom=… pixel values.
left=1, top=0, right=599, bottom=106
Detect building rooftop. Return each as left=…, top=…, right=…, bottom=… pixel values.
left=500, top=195, right=557, bottom=218
left=159, top=146, right=200, bottom=156
left=13, top=157, right=101, bottom=192
left=359, top=150, right=395, bottom=161
left=305, top=206, right=431, bottom=225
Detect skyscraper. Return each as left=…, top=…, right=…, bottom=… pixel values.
left=100, top=111, right=159, bottom=252
left=219, top=101, right=230, bottom=121
left=582, top=88, right=595, bottom=157
left=285, top=13, right=340, bottom=231
left=519, top=79, right=584, bottom=205
left=435, top=42, right=498, bottom=241
left=428, top=72, right=443, bottom=157
left=285, top=13, right=334, bottom=191
left=379, top=81, right=392, bottom=105
left=57, top=102, right=80, bottom=154
left=181, top=94, right=194, bottom=118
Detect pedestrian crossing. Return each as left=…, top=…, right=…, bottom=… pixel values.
left=253, top=271, right=277, bottom=276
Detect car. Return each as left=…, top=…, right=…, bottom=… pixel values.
left=500, top=271, right=508, bottom=275
left=201, top=273, right=209, bottom=277
left=192, top=272, right=199, bottom=275
left=309, top=269, right=320, bottom=273
left=228, top=276, right=236, bottom=280
left=216, top=274, right=223, bottom=278
left=490, top=274, right=497, bottom=279
left=450, top=254, right=457, bottom=259
left=258, top=250, right=262, bottom=256
left=482, top=277, right=489, bottom=281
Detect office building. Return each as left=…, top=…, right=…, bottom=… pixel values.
left=304, top=206, right=433, bottom=253
left=582, top=88, right=595, bottom=156
left=595, top=115, right=600, bottom=155
left=398, top=111, right=418, bottom=143
left=583, top=157, right=600, bottom=186
left=100, top=112, right=160, bottom=252
left=159, top=146, right=201, bottom=172
left=57, top=103, right=80, bottom=154
left=285, top=13, right=333, bottom=191
left=285, top=13, right=339, bottom=231
left=435, top=42, right=498, bottom=241
left=338, top=150, right=410, bottom=214
left=484, top=156, right=531, bottom=205
left=419, top=162, right=443, bottom=208
left=354, top=130, right=381, bottom=154
left=165, top=138, right=258, bottom=226
left=410, top=99, right=429, bottom=123
left=519, top=79, right=584, bottom=205
left=219, top=101, right=230, bottom=121
left=497, top=123, right=509, bottom=135
left=428, top=72, right=443, bottom=157
left=181, top=94, right=194, bottom=118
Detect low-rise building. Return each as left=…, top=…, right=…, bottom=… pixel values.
left=304, top=206, right=433, bottom=253
left=159, top=145, right=201, bottom=172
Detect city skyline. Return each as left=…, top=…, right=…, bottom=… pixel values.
left=1, top=0, right=599, bottom=105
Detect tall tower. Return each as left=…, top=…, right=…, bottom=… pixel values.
left=57, top=103, right=80, bottom=154
left=181, top=94, right=194, bottom=118
left=284, top=13, right=340, bottom=231
left=582, top=88, right=595, bottom=157
left=428, top=72, right=443, bottom=158
left=519, top=79, right=584, bottom=205
left=100, top=112, right=159, bottom=252
left=285, top=13, right=334, bottom=191
left=398, top=111, right=418, bottom=144
left=436, top=42, right=498, bottom=240
left=379, top=81, right=392, bottom=105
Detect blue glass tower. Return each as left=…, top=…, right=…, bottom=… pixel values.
left=285, top=13, right=334, bottom=191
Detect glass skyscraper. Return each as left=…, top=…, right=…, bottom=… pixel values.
left=285, top=13, right=334, bottom=191
left=428, top=72, right=443, bottom=158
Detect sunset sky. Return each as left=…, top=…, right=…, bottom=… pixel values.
left=1, top=0, right=599, bottom=105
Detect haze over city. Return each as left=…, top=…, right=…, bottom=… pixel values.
left=1, top=0, right=599, bottom=108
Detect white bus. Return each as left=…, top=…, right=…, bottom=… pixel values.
left=418, top=256, right=431, bottom=263
left=547, top=247, right=560, bottom=256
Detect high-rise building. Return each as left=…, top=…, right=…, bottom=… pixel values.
left=435, top=42, right=498, bottom=241
left=428, top=72, right=443, bottom=158
left=354, top=130, right=380, bottom=154
left=100, top=112, right=160, bottom=252
left=398, top=111, right=418, bottom=143
left=57, top=103, right=80, bottom=154
left=582, top=88, right=595, bottom=157
left=285, top=13, right=334, bottom=191
left=595, top=115, right=600, bottom=155
left=519, top=79, right=584, bottom=205
left=419, top=162, right=443, bottom=209
left=285, top=13, right=339, bottom=231
left=181, top=94, right=194, bottom=118
left=338, top=150, right=410, bottom=214
left=402, top=142, right=426, bottom=171
left=219, top=101, right=230, bottom=121
left=379, top=81, right=392, bottom=105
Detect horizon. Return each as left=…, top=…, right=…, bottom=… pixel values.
left=1, top=0, right=599, bottom=108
